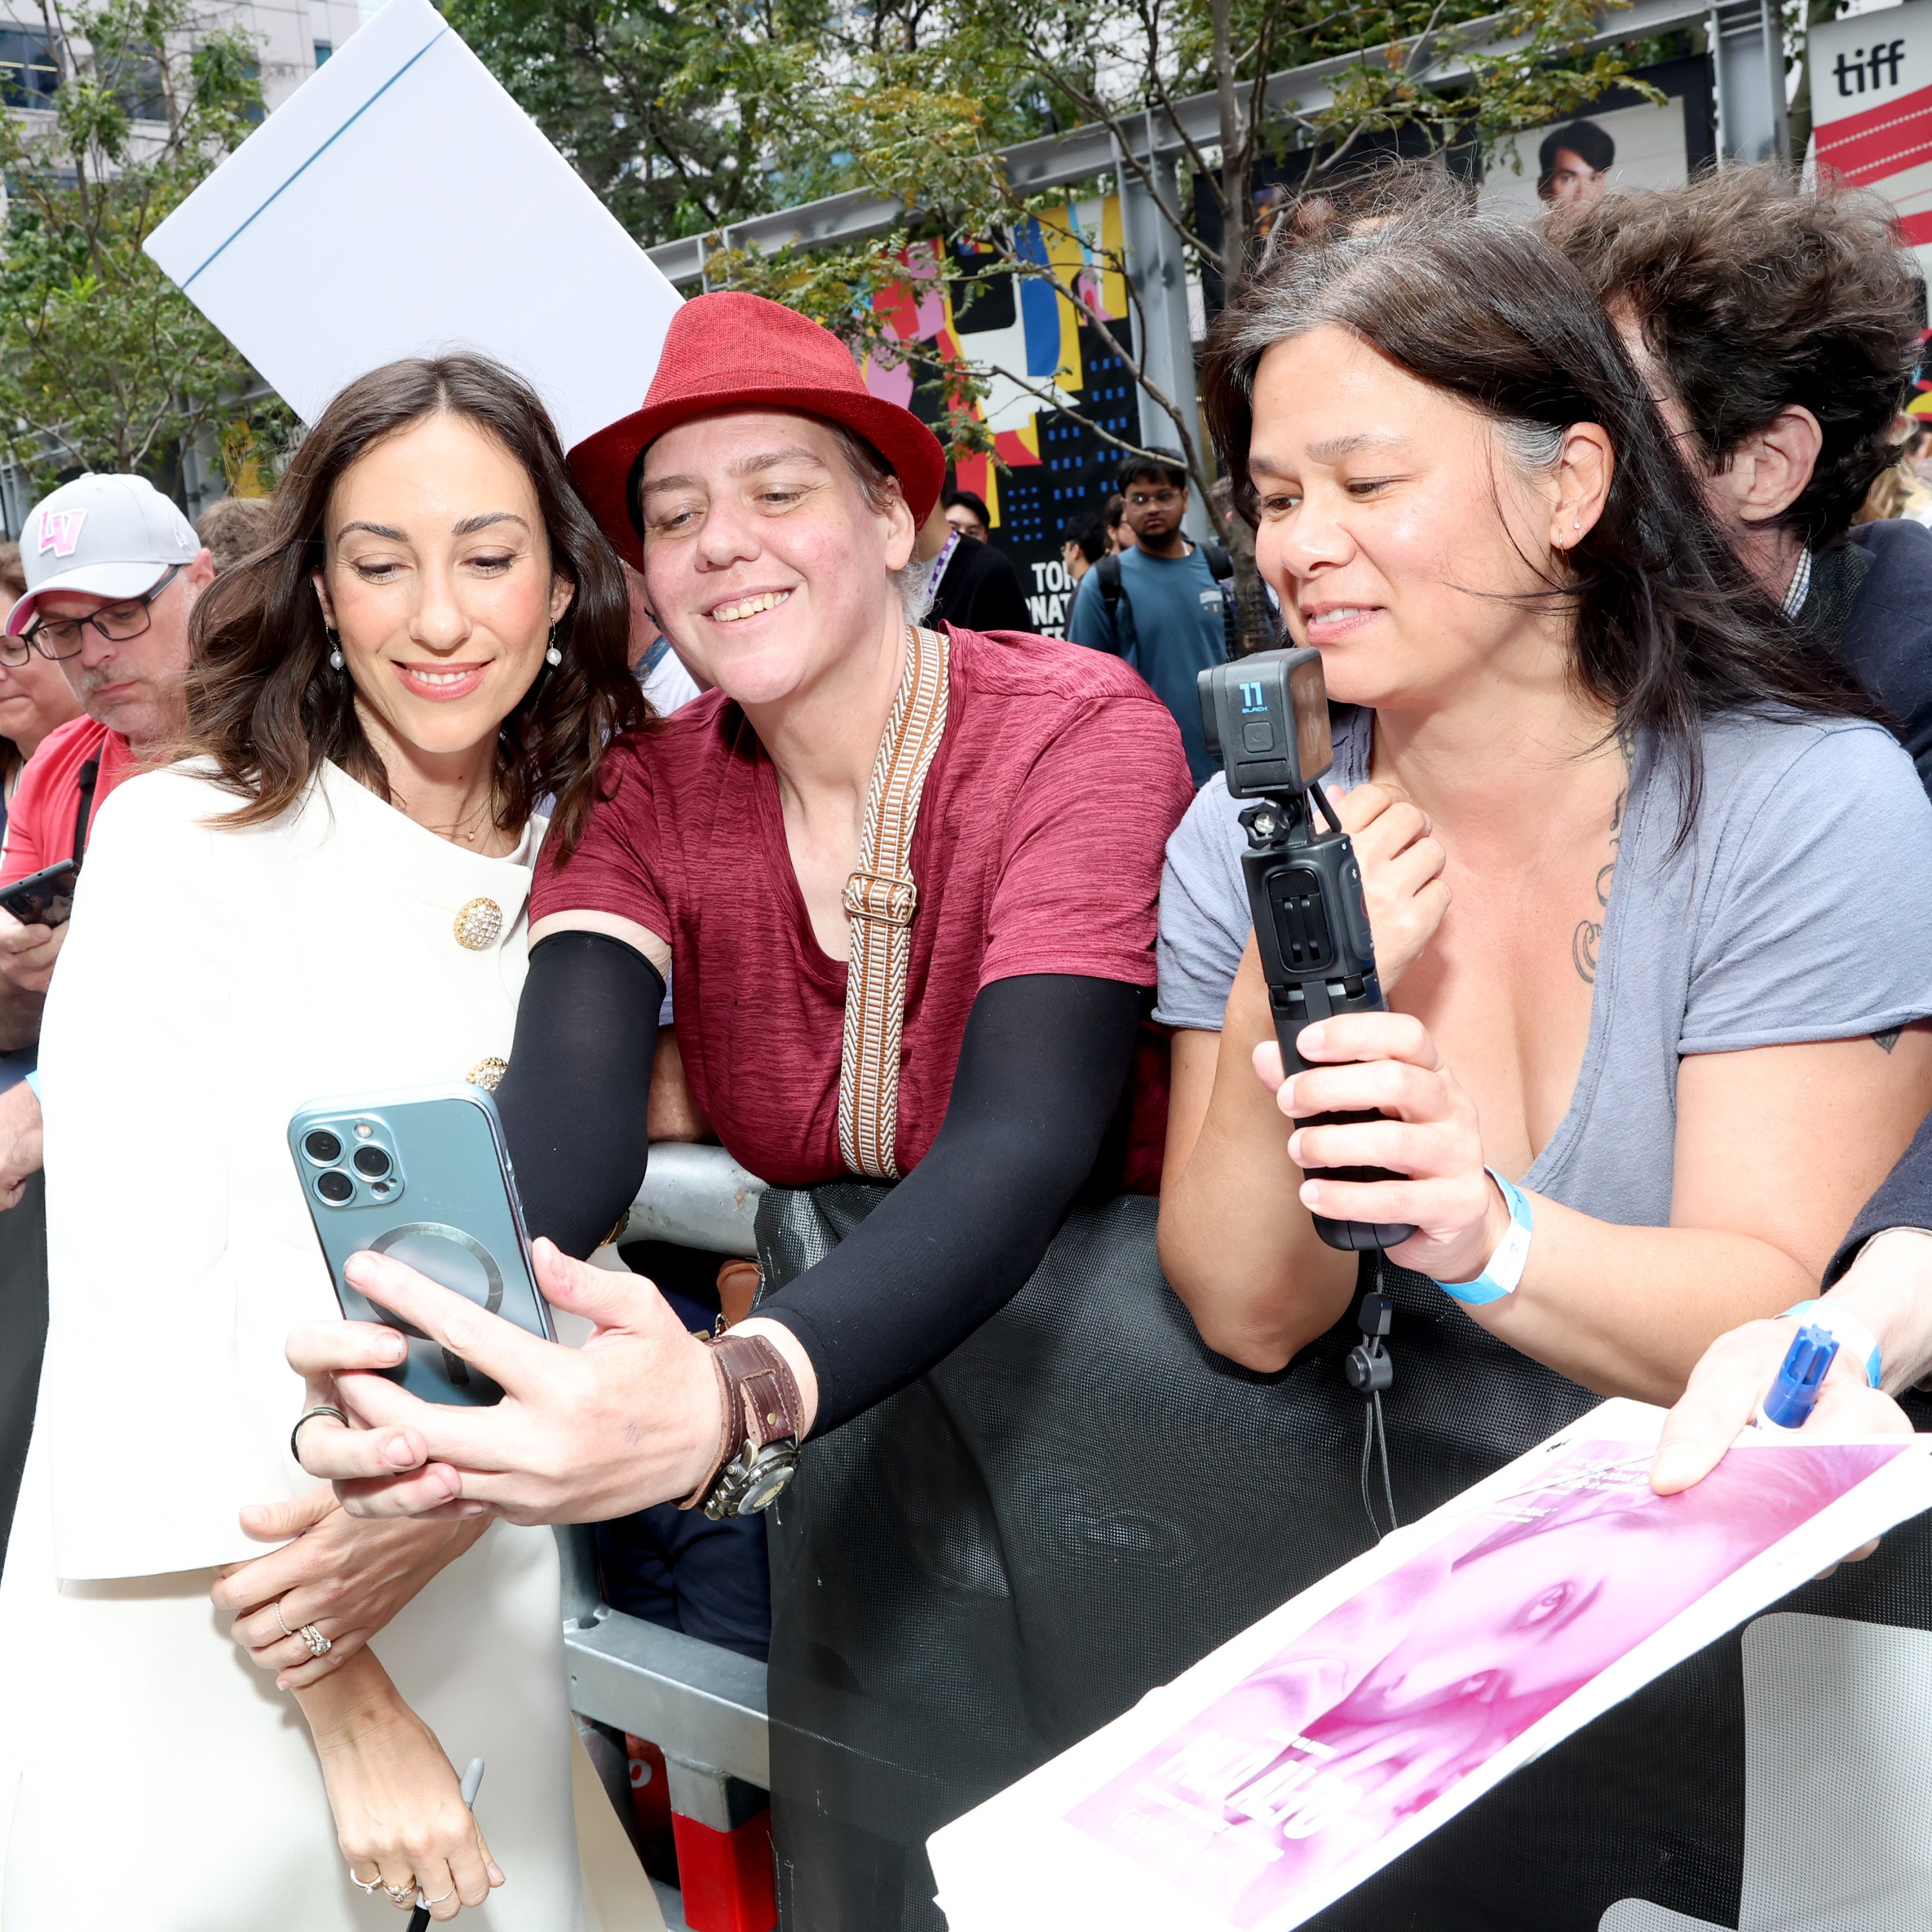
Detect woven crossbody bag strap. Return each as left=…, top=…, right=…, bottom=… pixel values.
left=837, top=624, right=951, bottom=1179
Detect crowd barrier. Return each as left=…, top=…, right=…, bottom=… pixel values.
left=568, top=1151, right=1932, bottom=1932
left=560, top=1145, right=777, bottom=1931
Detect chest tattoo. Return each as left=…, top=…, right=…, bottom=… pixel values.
left=1572, top=734, right=1634, bottom=986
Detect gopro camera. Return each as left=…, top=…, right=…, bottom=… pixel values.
left=1199, top=649, right=1413, bottom=1253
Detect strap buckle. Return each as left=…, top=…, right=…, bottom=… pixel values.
left=842, top=870, right=919, bottom=926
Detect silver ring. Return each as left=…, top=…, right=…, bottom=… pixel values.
left=274, top=1601, right=293, bottom=1639
left=349, top=1867, right=383, bottom=1894
left=299, top=1622, right=332, bottom=1657
left=420, top=1888, right=455, bottom=1905
left=290, top=1403, right=348, bottom=1463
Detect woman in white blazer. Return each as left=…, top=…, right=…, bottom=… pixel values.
left=0, top=355, right=658, bottom=1928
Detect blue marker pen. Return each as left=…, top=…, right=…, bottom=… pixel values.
left=1755, top=1323, right=1841, bottom=1432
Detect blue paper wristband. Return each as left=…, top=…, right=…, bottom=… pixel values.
left=1433, top=1168, right=1534, bottom=1307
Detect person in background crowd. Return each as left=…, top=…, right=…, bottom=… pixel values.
left=1106, top=491, right=1135, bottom=552
left=0, top=478, right=211, bottom=1572
left=0, top=355, right=656, bottom=1927
left=0, top=477, right=213, bottom=1204
left=1855, top=421, right=1932, bottom=527
left=1157, top=191, right=1932, bottom=1466
left=1536, top=118, right=1615, bottom=207
left=0, top=540, right=80, bottom=1566
left=1555, top=168, right=1932, bottom=789
left=195, top=492, right=276, bottom=573
left=1906, top=419, right=1932, bottom=489
left=1061, top=509, right=1106, bottom=585
left=920, top=499, right=1030, bottom=633
left=1068, top=447, right=1235, bottom=782
left=283, top=290, right=1191, bottom=1567
left=0, top=544, right=82, bottom=849
left=942, top=487, right=992, bottom=544
left=623, top=559, right=705, bottom=715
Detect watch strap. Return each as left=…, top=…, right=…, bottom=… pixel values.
left=677, top=1332, right=804, bottom=1512
left=1433, top=1167, right=1534, bottom=1306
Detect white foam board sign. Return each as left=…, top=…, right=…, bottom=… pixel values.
left=144, top=0, right=680, bottom=448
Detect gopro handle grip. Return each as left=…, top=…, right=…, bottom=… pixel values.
left=1242, top=822, right=1416, bottom=1253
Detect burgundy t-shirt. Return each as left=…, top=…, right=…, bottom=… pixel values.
left=533, top=625, right=1194, bottom=1187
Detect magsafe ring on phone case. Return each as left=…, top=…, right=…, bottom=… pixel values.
left=367, top=1222, right=506, bottom=1315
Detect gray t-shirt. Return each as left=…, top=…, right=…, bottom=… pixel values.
left=1156, top=704, right=1932, bottom=1228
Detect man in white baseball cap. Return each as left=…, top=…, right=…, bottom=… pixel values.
left=0, top=474, right=211, bottom=1558
left=0, top=473, right=211, bottom=1182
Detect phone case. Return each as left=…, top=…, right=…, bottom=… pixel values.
left=287, top=1083, right=554, bottom=1406
left=0, top=860, right=79, bottom=928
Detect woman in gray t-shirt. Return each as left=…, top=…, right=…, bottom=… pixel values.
left=1157, top=199, right=1932, bottom=1411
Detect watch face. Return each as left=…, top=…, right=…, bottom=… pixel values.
left=739, top=1457, right=798, bottom=1514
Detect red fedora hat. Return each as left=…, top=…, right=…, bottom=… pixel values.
left=568, top=291, right=948, bottom=570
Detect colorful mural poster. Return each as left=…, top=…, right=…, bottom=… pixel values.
left=859, top=198, right=1140, bottom=637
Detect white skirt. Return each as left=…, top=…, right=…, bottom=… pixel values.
left=0, top=1434, right=661, bottom=1932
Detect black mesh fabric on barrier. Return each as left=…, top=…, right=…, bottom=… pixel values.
left=755, top=1184, right=1932, bottom=1932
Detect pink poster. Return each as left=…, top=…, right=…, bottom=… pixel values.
left=1064, top=1438, right=1902, bottom=1928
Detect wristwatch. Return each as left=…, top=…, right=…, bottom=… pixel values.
left=681, top=1332, right=804, bottom=1520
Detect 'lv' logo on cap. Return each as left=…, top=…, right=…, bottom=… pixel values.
left=34, top=509, right=85, bottom=557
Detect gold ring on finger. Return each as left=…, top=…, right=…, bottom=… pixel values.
left=384, top=1882, right=416, bottom=1903
left=421, top=1889, right=456, bottom=1905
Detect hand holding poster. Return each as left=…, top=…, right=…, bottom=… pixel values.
left=928, top=1399, right=1932, bottom=1932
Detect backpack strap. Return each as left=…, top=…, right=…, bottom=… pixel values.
left=1199, top=541, right=1240, bottom=658
left=71, top=755, right=100, bottom=870
left=837, top=625, right=950, bottom=1180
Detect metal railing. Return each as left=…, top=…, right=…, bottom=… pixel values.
left=558, top=1145, right=774, bottom=1830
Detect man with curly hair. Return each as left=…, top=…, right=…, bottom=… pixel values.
left=1555, top=166, right=1932, bottom=787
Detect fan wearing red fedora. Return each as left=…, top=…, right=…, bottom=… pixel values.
left=287, top=291, right=1192, bottom=1526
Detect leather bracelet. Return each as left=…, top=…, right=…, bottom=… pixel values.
left=676, top=1333, right=804, bottom=1512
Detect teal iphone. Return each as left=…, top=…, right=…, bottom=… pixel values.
left=287, top=1083, right=553, bottom=1406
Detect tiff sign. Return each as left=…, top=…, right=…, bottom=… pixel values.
left=1810, top=0, right=1932, bottom=251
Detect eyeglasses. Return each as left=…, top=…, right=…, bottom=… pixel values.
left=6, top=564, right=184, bottom=667
left=1126, top=489, right=1182, bottom=508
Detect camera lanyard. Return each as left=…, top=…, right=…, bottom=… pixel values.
left=1345, top=1264, right=1399, bottom=1540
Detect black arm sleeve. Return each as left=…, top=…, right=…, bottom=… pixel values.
left=1825, top=1101, right=1932, bottom=1285
left=495, top=931, right=661, bottom=1258
left=758, top=972, right=1142, bottom=1432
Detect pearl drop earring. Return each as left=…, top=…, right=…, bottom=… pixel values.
left=325, top=625, right=344, bottom=671
left=544, top=625, right=562, bottom=668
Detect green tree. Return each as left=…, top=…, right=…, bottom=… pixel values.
left=0, top=0, right=291, bottom=497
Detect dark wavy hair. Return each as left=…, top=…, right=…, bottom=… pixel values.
left=184, top=354, right=647, bottom=858
left=1553, top=166, right=1926, bottom=551
left=1201, top=183, right=1876, bottom=824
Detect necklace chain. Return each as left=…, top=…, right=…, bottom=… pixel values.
left=435, top=790, right=498, bottom=845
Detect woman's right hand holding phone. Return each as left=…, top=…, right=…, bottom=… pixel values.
left=295, top=1649, right=502, bottom=1919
